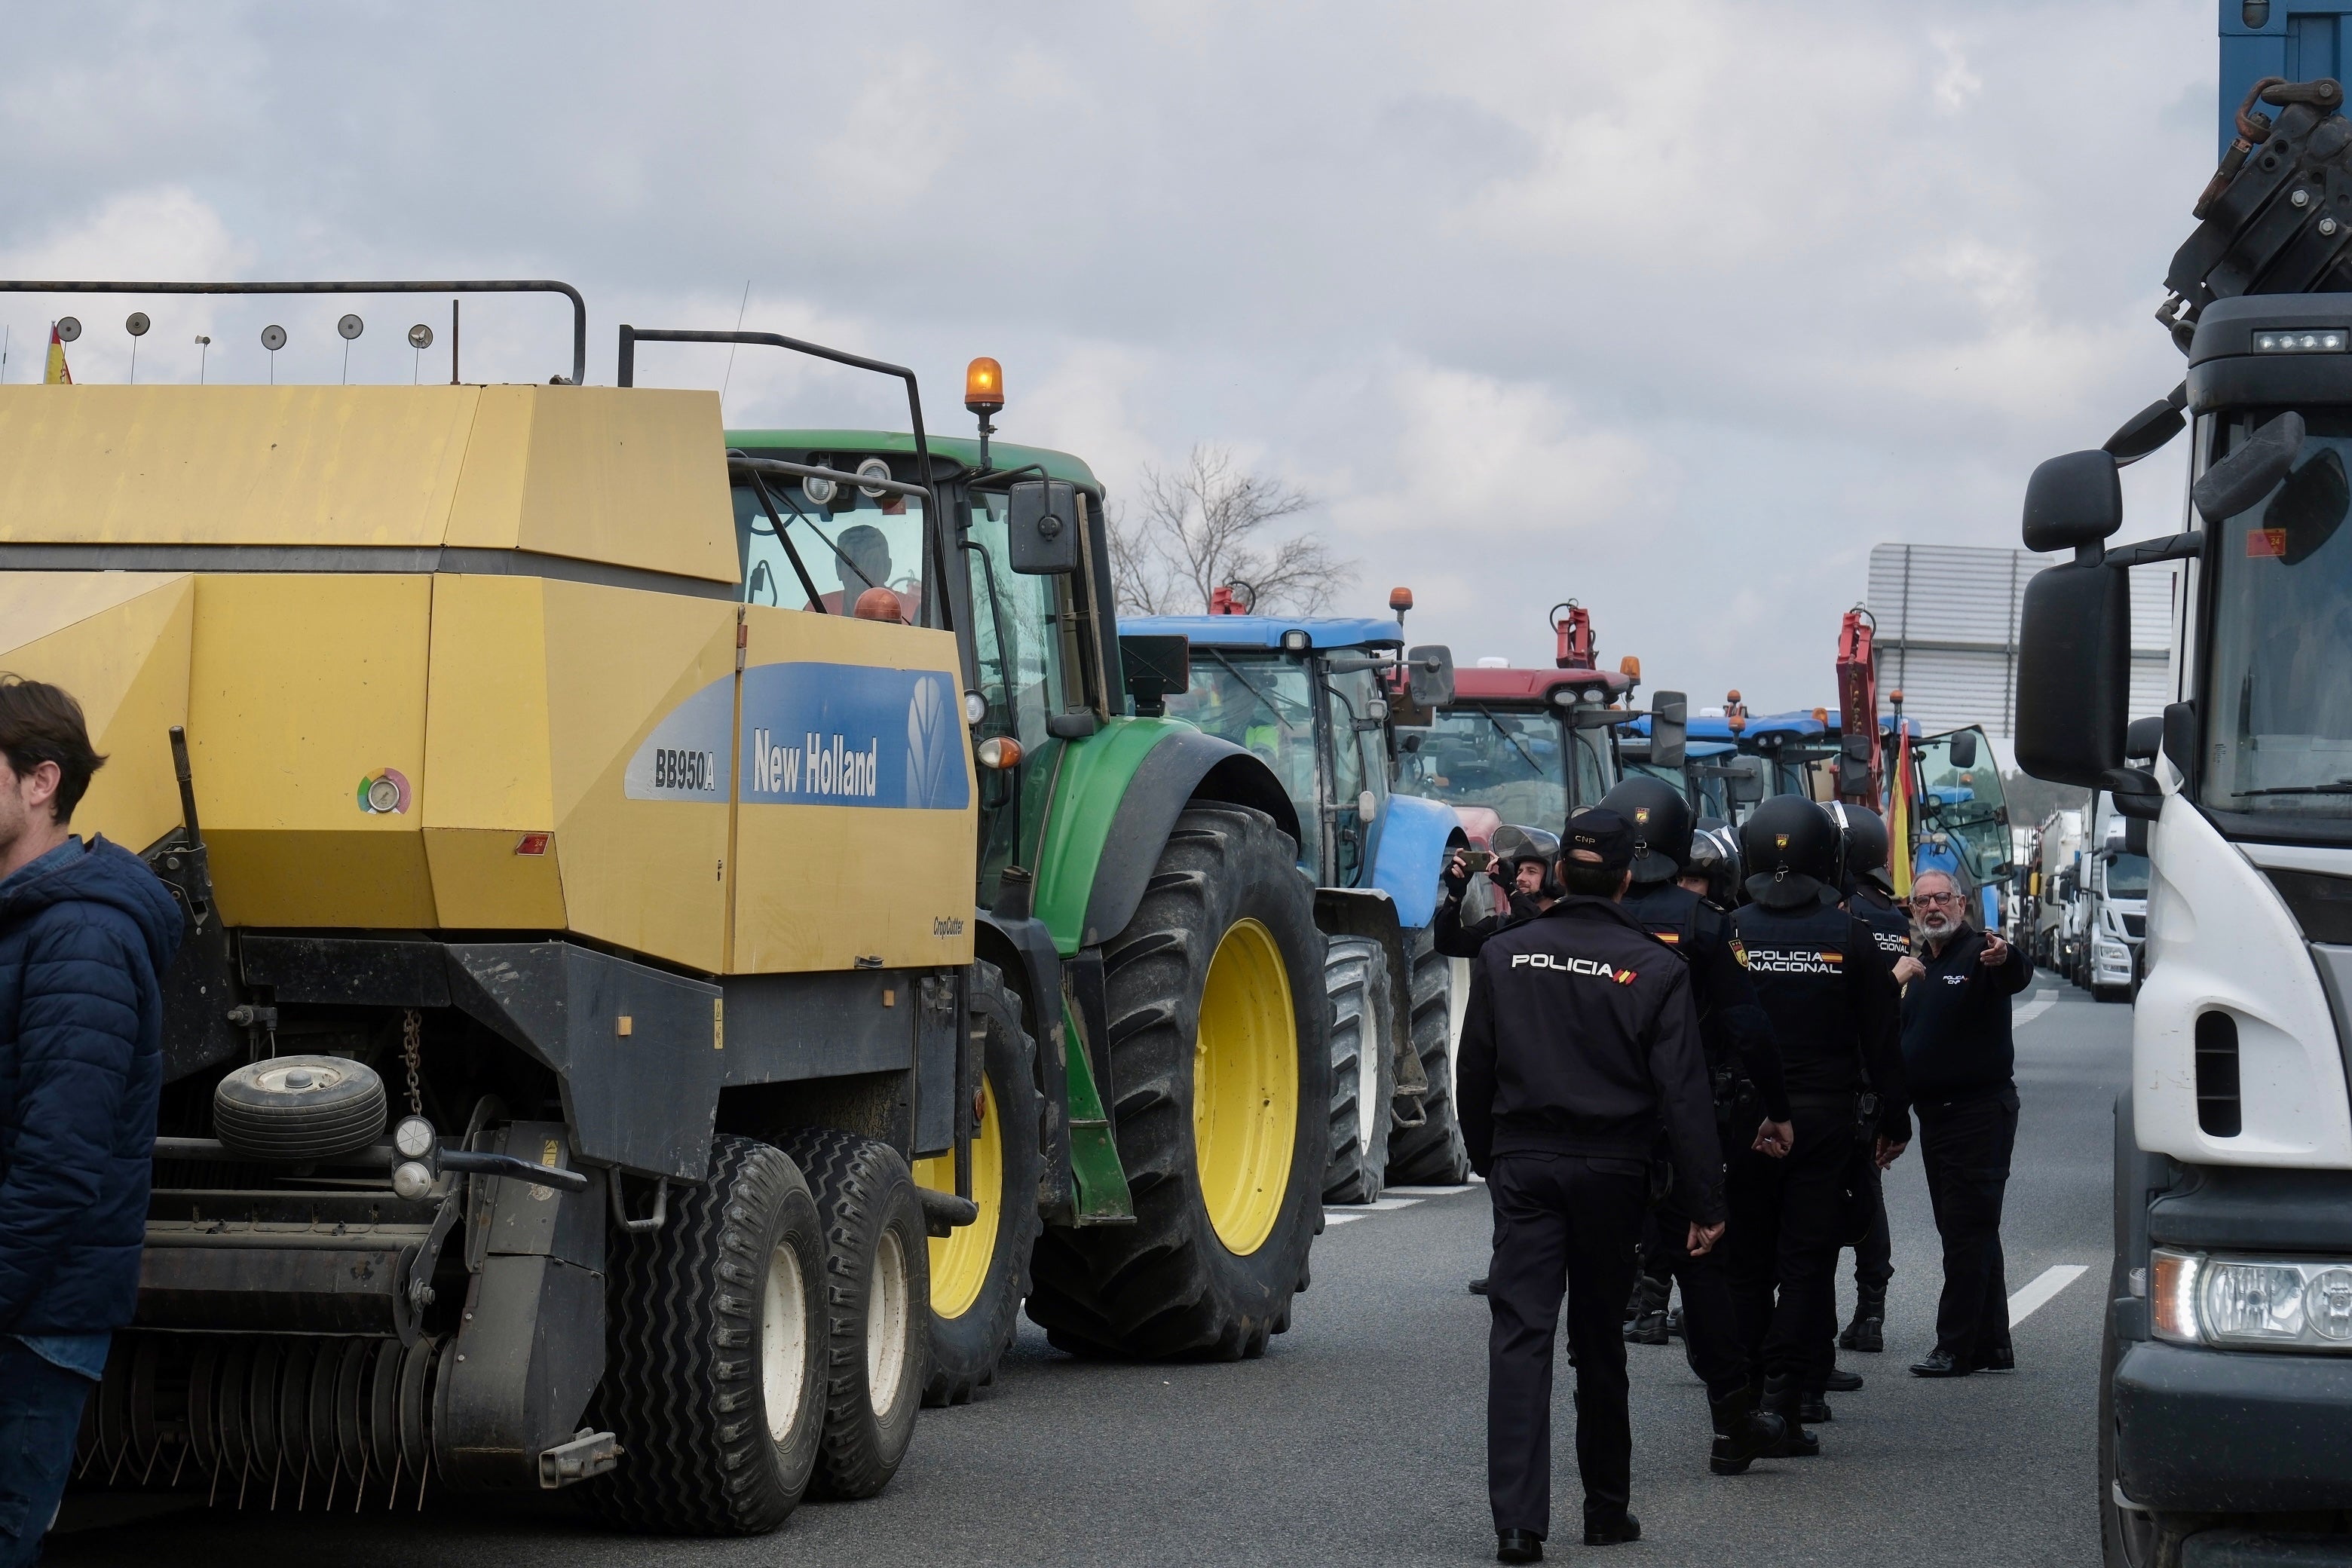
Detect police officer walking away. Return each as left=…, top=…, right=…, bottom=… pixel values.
left=1600, top=778, right=1792, bottom=1476
left=1829, top=803, right=1909, bottom=1360
left=1459, top=808, right=1726, bottom=1563
left=1902, top=867, right=2033, bottom=1377
left=1727, top=798, right=1911, bottom=1451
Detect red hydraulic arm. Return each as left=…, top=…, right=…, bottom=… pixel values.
left=1834, top=605, right=1881, bottom=804
left=1551, top=601, right=1594, bottom=670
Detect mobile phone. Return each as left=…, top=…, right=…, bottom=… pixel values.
left=1461, top=850, right=1493, bottom=872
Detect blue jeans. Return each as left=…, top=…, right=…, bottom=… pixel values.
left=0, top=1340, right=93, bottom=1568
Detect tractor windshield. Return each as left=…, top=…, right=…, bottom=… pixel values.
left=1162, top=649, right=1321, bottom=824
left=1401, top=705, right=1596, bottom=827
left=732, top=480, right=929, bottom=621
left=1914, top=727, right=2011, bottom=887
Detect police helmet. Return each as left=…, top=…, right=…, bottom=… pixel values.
left=1738, top=795, right=1841, bottom=909
left=1599, top=776, right=1694, bottom=886
left=1686, top=820, right=1741, bottom=906
left=1826, top=802, right=1893, bottom=895
left=1490, top=823, right=1560, bottom=870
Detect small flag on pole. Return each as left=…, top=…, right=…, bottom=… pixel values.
left=44, top=325, right=72, bottom=385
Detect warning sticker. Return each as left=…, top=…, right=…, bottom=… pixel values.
left=2249, top=528, right=2288, bottom=559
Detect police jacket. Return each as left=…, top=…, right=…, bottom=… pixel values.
left=1901, top=924, right=2034, bottom=1102
left=1729, top=897, right=1912, bottom=1145
left=1847, top=883, right=1913, bottom=960
left=1622, top=882, right=1791, bottom=1123
left=1457, top=896, right=1726, bottom=1224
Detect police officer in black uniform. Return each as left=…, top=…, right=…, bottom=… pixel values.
left=1600, top=777, right=1791, bottom=1476
left=1726, top=797, right=1911, bottom=1452
left=1828, top=802, right=1909, bottom=1358
left=1460, top=809, right=1724, bottom=1564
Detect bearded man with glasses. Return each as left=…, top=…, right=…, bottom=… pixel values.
left=1898, top=869, right=2035, bottom=1378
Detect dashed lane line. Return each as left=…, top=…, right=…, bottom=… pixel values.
left=2012, top=994, right=2060, bottom=1027
left=2007, top=1263, right=2090, bottom=1325
left=1386, top=1185, right=1476, bottom=1197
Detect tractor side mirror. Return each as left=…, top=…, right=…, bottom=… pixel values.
left=1836, top=730, right=1875, bottom=798
left=1650, top=690, right=1687, bottom=770
left=1949, top=729, right=1979, bottom=770
left=1119, top=634, right=1190, bottom=718
left=1724, top=755, right=1766, bottom=806
left=1408, top=645, right=1455, bottom=709
left=1008, top=479, right=1082, bottom=575
left=2016, top=561, right=2130, bottom=788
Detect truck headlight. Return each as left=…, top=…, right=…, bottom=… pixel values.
left=2151, top=1247, right=2352, bottom=1349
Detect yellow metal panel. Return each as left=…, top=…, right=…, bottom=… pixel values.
left=439, top=386, right=534, bottom=552
left=421, top=574, right=564, bottom=927
left=730, top=609, right=977, bottom=973
left=507, top=387, right=739, bottom=583
left=0, top=572, right=194, bottom=853
left=540, top=580, right=735, bottom=972
left=424, top=828, right=567, bottom=929
left=187, top=574, right=436, bottom=926
left=0, top=386, right=478, bottom=547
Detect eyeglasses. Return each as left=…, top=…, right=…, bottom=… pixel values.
left=1911, top=892, right=1963, bottom=907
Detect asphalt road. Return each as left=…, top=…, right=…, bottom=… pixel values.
left=53, top=979, right=2127, bottom=1567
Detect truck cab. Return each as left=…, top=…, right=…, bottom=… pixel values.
left=2085, top=792, right=2151, bottom=1003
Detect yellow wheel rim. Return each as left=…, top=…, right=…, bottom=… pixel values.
left=914, top=1076, right=1002, bottom=1319
left=1193, top=917, right=1298, bottom=1257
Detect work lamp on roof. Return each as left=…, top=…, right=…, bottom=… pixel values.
left=1281, top=629, right=1309, bottom=652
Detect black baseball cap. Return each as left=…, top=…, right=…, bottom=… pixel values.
left=1562, top=806, right=1634, bottom=874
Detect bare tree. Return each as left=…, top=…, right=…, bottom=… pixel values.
left=1110, top=445, right=1355, bottom=616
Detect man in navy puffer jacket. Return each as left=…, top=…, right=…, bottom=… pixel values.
left=0, top=677, right=181, bottom=1566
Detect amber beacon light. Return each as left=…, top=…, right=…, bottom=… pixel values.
left=966, top=357, right=1005, bottom=468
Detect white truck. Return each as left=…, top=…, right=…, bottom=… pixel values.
left=2016, top=60, right=2352, bottom=1566
left=2032, top=807, right=2086, bottom=970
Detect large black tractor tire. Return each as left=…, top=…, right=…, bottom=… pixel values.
left=1385, top=929, right=1472, bottom=1185
left=773, top=1129, right=929, bottom=1500
left=1321, top=935, right=1395, bottom=1205
left=1026, top=801, right=1331, bottom=1360
left=590, top=1134, right=827, bottom=1536
left=914, top=961, right=1046, bottom=1407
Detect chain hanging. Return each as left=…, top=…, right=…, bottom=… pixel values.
left=401, top=1009, right=423, bottom=1118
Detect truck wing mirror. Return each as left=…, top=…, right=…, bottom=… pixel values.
left=2104, top=766, right=2164, bottom=822
left=2124, top=815, right=2149, bottom=857
left=1650, top=690, right=1687, bottom=769
left=2015, top=562, right=2130, bottom=788
left=2162, top=701, right=2197, bottom=789
left=2124, top=715, right=2163, bottom=765
left=1407, top=645, right=1454, bottom=709
left=2193, top=411, right=2305, bottom=523
left=1120, top=634, right=1190, bottom=718
left=2102, top=386, right=2187, bottom=467
left=1007, top=479, right=1082, bottom=575
left=2022, top=450, right=2124, bottom=553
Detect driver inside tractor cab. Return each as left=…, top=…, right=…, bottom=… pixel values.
left=731, top=473, right=926, bottom=622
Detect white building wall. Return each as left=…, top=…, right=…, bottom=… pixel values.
left=1865, top=543, right=2176, bottom=736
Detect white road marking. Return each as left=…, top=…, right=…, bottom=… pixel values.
left=1334, top=1196, right=1423, bottom=1211
left=2012, top=995, right=2058, bottom=1027
left=1384, top=1185, right=1475, bottom=1197
left=2007, top=1263, right=2090, bottom=1325
left=1322, top=1212, right=1366, bottom=1226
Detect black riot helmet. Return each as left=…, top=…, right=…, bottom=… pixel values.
left=1600, top=776, right=1695, bottom=886
left=1738, top=795, right=1841, bottom=910
left=1491, top=823, right=1561, bottom=872
left=1686, top=819, right=1741, bottom=906
left=1826, top=801, right=1893, bottom=896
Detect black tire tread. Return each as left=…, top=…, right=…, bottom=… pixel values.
left=1321, top=935, right=1392, bottom=1205
left=1385, top=929, right=1471, bottom=1184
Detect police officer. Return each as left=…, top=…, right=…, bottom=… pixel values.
left=1726, top=797, right=1911, bottom=1451
left=1459, top=808, right=1723, bottom=1564
left=1600, top=778, right=1791, bottom=1477
left=1436, top=825, right=1560, bottom=958
left=1829, top=803, right=1908, bottom=1358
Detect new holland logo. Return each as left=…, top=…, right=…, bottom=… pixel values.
left=1744, top=948, right=1843, bottom=975
left=1511, top=952, right=1638, bottom=985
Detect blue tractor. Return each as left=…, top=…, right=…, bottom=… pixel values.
left=1122, top=611, right=1464, bottom=1197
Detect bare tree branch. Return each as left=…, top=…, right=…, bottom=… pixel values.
left=1109, top=443, right=1355, bottom=617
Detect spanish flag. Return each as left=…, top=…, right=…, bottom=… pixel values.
left=1887, top=722, right=1914, bottom=899
left=44, top=325, right=71, bottom=384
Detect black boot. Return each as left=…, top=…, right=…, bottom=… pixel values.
left=1839, top=1284, right=1886, bottom=1352
left=1799, top=1387, right=1833, bottom=1424
left=1760, top=1374, right=1821, bottom=1457
left=1622, top=1274, right=1671, bottom=1345
left=1707, top=1380, right=1787, bottom=1476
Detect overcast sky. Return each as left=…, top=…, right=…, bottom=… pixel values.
left=0, top=2, right=2219, bottom=713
